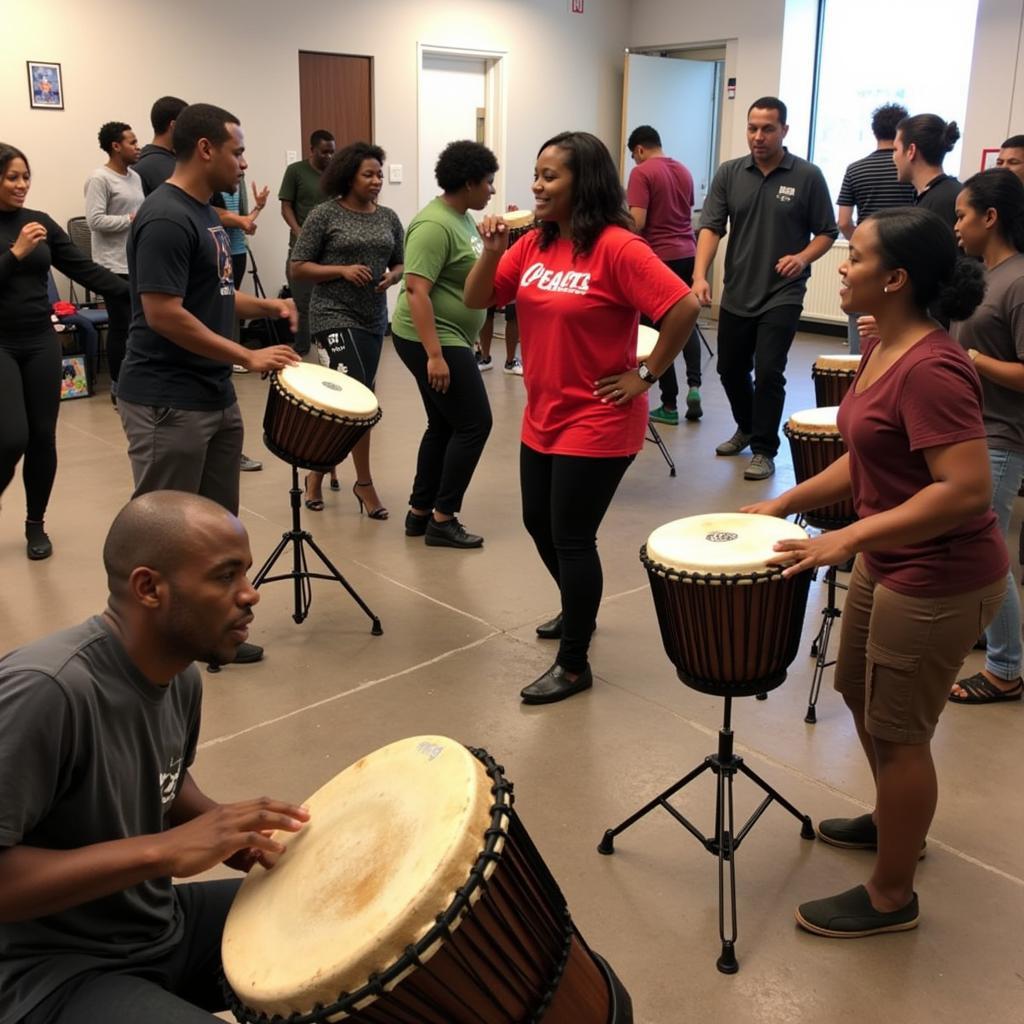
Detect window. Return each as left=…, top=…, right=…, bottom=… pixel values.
left=807, top=0, right=980, bottom=205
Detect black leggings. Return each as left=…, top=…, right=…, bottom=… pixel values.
left=646, top=256, right=701, bottom=406
left=393, top=335, right=492, bottom=515
left=0, top=330, right=62, bottom=522
left=104, top=273, right=131, bottom=384
left=520, top=444, right=634, bottom=673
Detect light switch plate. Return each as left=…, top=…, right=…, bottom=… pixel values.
left=388, top=163, right=403, bottom=184
left=286, top=150, right=298, bottom=164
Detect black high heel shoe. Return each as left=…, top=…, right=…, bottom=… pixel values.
left=329, top=470, right=340, bottom=491
left=353, top=480, right=389, bottom=520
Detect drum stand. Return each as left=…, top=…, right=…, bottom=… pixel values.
left=251, top=462, right=383, bottom=633
left=804, top=563, right=849, bottom=724
left=645, top=420, right=677, bottom=476
left=598, top=696, right=814, bottom=975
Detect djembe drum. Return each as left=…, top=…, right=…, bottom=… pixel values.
left=783, top=406, right=857, bottom=531
left=811, top=353, right=861, bottom=408
left=223, top=736, right=632, bottom=1024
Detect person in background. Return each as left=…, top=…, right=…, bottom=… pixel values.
left=626, top=124, right=704, bottom=423
left=391, top=140, right=497, bottom=549
left=946, top=169, right=1024, bottom=705
left=134, top=96, right=187, bottom=197
left=836, top=104, right=916, bottom=353
left=0, top=143, right=129, bottom=561
left=279, top=130, right=336, bottom=356
left=892, top=113, right=962, bottom=228
left=84, top=121, right=144, bottom=402
left=290, top=141, right=404, bottom=518
left=996, top=135, right=1024, bottom=181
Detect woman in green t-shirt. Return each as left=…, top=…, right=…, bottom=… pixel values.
left=392, top=141, right=497, bottom=548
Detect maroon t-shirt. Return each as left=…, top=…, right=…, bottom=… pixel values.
left=626, top=157, right=696, bottom=261
left=836, top=331, right=1007, bottom=597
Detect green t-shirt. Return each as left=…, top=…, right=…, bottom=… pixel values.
left=278, top=160, right=324, bottom=231
left=392, top=198, right=485, bottom=349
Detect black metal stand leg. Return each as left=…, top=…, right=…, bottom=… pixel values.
left=695, top=322, right=715, bottom=360
left=645, top=420, right=677, bottom=477
left=805, top=565, right=843, bottom=724
left=597, top=697, right=814, bottom=974
left=252, top=464, right=383, bottom=633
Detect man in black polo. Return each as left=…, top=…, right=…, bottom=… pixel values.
left=693, top=96, right=837, bottom=480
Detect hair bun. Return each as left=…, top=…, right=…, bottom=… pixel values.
left=939, top=255, right=985, bottom=322
left=944, top=121, right=961, bottom=151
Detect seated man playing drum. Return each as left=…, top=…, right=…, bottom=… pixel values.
left=0, top=492, right=309, bottom=1024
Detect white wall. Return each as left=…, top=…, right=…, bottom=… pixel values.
left=1, top=0, right=629, bottom=295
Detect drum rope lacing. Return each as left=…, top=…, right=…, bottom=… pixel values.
left=224, top=747, right=583, bottom=1024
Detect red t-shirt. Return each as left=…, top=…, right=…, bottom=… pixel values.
left=836, top=331, right=1007, bottom=596
left=492, top=226, right=689, bottom=456
left=626, top=157, right=696, bottom=261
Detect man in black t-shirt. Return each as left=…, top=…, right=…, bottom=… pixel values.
left=134, top=96, right=187, bottom=197
left=0, top=492, right=310, bottom=1024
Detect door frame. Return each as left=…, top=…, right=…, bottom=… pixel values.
left=417, top=43, right=508, bottom=210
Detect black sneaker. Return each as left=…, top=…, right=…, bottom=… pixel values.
left=405, top=510, right=430, bottom=537
left=424, top=517, right=483, bottom=548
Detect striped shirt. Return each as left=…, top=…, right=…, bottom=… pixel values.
left=836, top=148, right=915, bottom=222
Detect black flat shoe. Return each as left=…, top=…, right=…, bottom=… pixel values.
left=535, top=613, right=563, bottom=639
left=520, top=663, right=593, bottom=705
left=425, top=517, right=483, bottom=548
left=25, top=521, right=53, bottom=561
left=405, top=510, right=430, bottom=537
left=233, top=641, right=264, bottom=664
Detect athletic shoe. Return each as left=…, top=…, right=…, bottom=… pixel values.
left=715, top=429, right=752, bottom=456
left=478, top=356, right=493, bottom=372
left=233, top=364, right=249, bottom=374
left=239, top=454, right=263, bottom=472
left=685, top=388, right=703, bottom=421
left=503, top=358, right=524, bottom=375
left=744, top=453, right=775, bottom=480
left=649, top=405, right=679, bottom=425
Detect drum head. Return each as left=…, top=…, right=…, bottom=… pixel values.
left=278, top=362, right=379, bottom=419
left=636, top=323, right=659, bottom=363
left=645, top=513, right=807, bottom=574
left=222, top=736, right=493, bottom=1018
left=812, top=353, right=861, bottom=373
left=786, top=405, right=841, bottom=434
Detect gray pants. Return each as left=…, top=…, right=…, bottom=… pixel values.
left=118, top=400, right=244, bottom=514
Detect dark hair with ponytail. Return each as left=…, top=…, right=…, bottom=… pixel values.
left=896, top=114, right=960, bottom=166
left=960, top=168, right=1024, bottom=252
left=535, top=131, right=633, bottom=258
left=0, top=143, right=30, bottom=178
left=867, top=207, right=985, bottom=322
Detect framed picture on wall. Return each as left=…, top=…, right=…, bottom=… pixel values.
left=27, top=61, right=63, bottom=110
left=981, top=148, right=1001, bottom=171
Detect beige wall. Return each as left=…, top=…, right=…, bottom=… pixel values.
left=1, top=0, right=629, bottom=295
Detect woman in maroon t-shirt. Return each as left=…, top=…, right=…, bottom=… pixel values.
left=745, top=207, right=1007, bottom=939
left=465, top=132, right=700, bottom=705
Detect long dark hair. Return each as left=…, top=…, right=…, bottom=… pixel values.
left=536, top=132, right=633, bottom=258
left=960, top=168, right=1024, bottom=252
left=868, top=207, right=985, bottom=321
left=0, top=143, right=30, bottom=177
left=896, top=114, right=959, bottom=166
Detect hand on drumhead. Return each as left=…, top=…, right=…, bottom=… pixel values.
left=340, top=264, right=374, bottom=287
left=476, top=215, right=510, bottom=254
left=740, top=498, right=790, bottom=519
left=426, top=353, right=450, bottom=393
left=158, top=797, right=310, bottom=877
left=244, top=345, right=302, bottom=374
left=856, top=315, right=879, bottom=339
left=769, top=529, right=856, bottom=578
left=593, top=370, right=649, bottom=406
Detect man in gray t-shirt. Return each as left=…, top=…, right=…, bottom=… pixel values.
left=694, top=97, right=837, bottom=480
left=0, top=492, right=309, bottom=1024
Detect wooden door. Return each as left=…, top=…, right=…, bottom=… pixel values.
left=298, top=51, right=373, bottom=148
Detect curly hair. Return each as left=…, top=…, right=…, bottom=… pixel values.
left=321, top=142, right=386, bottom=198
left=871, top=103, right=908, bottom=142
left=435, top=141, right=498, bottom=193
left=535, top=132, right=633, bottom=258
left=98, top=121, right=132, bottom=155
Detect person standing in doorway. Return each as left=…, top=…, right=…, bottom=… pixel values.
left=626, top=124, right=704, bottom=422
left=279, top=130, right=336, bottom=356
left=836, top=104, right=916, bottom=353
left=693, top=96, right=838, bottom=480
left=134, top=96, right=187, bottom=197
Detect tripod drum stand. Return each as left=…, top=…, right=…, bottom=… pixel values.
left=598, top=514, right=815, bottom=974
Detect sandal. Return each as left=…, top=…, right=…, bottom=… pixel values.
left=329, top=470, right=340, bottom=491
left=949, top=672, right=1023, bottom=704
left=304, top=474, right=325, bottom=512
left=353, top=480, right=389, bottom=520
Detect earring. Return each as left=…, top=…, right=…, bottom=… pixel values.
left=883, top=286, right=889, bottom=294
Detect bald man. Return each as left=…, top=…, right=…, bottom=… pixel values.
left=0, top=492, right=309, bottom=1024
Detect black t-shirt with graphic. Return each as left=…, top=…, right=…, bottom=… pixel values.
left=118, top=183, right=237, bottom=411
left=0, top=616, right=202, bottom=1024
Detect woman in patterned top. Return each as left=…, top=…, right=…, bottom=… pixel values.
left=290, top=142, right=404, bottom=518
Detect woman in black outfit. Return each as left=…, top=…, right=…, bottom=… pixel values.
left=0, top=144, right=129, bottom=559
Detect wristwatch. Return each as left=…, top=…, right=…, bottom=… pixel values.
left=637, top=361, right=659, bottom=384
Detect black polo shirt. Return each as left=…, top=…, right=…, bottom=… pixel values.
left=914, top=173, right=962, bottom=231
left=698, top=149, right=838, bottom=317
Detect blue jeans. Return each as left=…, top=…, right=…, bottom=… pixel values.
left=985, top=447, right=1024, bottom=680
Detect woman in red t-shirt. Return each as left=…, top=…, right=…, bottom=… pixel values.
left=465, top=131, right=700, bottom=705
left=745, top=207, right=1007, bottom=939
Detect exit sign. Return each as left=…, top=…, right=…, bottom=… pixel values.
left=571, top=0, right=584, bottom=12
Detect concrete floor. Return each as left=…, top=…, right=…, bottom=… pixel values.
left=3, top=324, right=1023, bottom=1024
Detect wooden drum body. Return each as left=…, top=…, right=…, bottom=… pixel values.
left=811, top=353, right=860, bottom=408
left=783, top=406, right=857, bottom=531
left=222, top=737, right=632, bottom=1024
left=641, top=514, right=812, bottom=697
left=263, top=363, right=381, bottom=471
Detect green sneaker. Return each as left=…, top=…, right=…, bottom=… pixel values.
left=649, top=405, right=679, bottom=425
left=685, top=388, right=703, bottom=421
